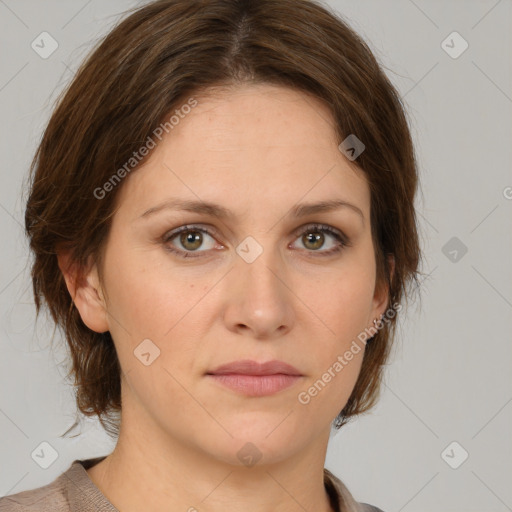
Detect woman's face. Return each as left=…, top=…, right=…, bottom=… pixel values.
left=78, top=83, right=389, bottom=466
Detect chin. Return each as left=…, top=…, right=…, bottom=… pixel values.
left=208, top=438, right=295, bottom=469
left=200, top=418, right=310, bottom=468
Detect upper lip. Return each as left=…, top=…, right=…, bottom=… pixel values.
left=207, top=359, right=302, bottom=376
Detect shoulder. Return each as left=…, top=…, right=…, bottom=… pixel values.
left=0, top=473, right=69, bottom=511
left=0, top=457, right=112, bottom=512
left=324, top=467, right=387, bottom=512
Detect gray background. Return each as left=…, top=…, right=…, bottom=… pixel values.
left=1, top=1, right=511, bottom=511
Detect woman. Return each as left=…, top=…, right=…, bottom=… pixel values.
left=0, top=0, right=421, bottom=510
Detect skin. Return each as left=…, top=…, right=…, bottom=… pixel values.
left=58, top=83, right=391, bottom=512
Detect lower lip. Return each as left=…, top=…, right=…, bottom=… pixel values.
left=206, top=374, right=302, bottom=396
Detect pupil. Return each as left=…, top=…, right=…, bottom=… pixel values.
left=182, top=231, right=202, bottom=250
left=305, top=232, right=323, bottom=250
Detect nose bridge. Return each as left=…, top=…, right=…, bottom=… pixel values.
left=225, top=233, right=295, bottom=337
left=237, top=233, right=286, bottom=301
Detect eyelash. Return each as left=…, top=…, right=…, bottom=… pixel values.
left=162, top=223, right=350, bottom=259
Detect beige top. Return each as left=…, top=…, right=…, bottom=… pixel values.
left=0, top=457, right=384, bottom=512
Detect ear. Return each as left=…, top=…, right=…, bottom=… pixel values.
left=370, top=253, right=395, bottom=321
left=56, top=247, right=109, bottom=333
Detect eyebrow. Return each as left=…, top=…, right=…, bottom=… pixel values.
left=139, top=198, right=364, bottom=224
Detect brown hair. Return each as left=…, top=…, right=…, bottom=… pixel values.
left=24, top=0, right=422, bottom=438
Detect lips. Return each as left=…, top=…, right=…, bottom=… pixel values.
left=207, top=359, right=302, bottom=376
left=206, top=359, right=303, bottom=397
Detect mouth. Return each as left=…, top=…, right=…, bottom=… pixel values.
left=207, top=359, right=302, bottom=376
left=205, top=359, right=303, bottom=397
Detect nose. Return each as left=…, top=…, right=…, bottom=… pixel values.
left=222, top=242, right=295, bottom=340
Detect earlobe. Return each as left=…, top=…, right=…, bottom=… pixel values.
left=56, top=248, right=110, bottom=333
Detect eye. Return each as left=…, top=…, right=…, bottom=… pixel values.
left=290, top=223, right=349, bottom=256
left=163, top=225, right=220, bottom=258
left=163, top=223, right=350, bottom=259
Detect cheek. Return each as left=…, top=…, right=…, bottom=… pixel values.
left=102, top=237, right=206, bottom=337
left=294, top=333, right=364, bottom=430
left=288, top=257, right=375, bottom=415
left=306, top=260, right=376, bottom=340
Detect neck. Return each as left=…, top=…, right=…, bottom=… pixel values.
left=87, top=409, right=335, bottom=512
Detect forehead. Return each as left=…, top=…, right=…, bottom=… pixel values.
left=171, top=83, right=341, bottom=154
left=114, top=83, right=370, bottom=222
